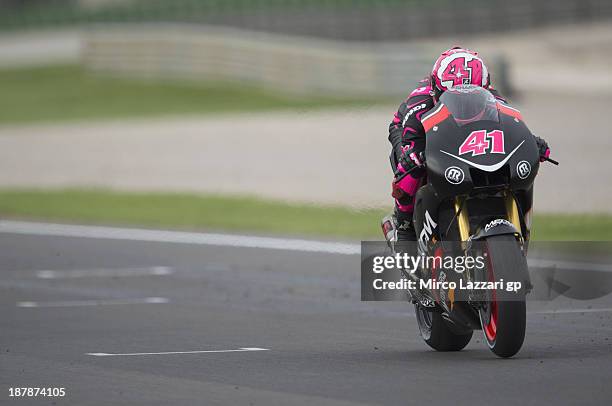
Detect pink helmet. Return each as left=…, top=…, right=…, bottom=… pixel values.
left=431, top=47, right=490, bottom=98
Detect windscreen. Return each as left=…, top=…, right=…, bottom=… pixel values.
left=439, top=85, right=499, bottom=126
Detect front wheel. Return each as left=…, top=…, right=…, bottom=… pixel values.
left=415, top=304, right=473, bottom=351
left=478, top=234, right=527, bottom=358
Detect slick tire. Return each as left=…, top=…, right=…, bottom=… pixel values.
left=415, top=304, right=473, bottom=351
left=479, top=234, right=527, bottom=358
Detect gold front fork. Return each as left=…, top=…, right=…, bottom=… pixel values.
left=504, top=192, right=522, bottom=235
left=454, top=197, right=470, bottom=242
left=455, top=193, right=522, bottom=242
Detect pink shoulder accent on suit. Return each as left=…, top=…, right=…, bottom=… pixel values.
left=409, top=85, right=432, bottom=98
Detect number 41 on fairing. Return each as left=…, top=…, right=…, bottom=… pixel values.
left=459, top=130, right=505, bottom=157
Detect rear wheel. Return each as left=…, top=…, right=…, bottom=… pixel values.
left=479, top=234, right=527, bottom=358
left=415, top=304, right=473, bottom=351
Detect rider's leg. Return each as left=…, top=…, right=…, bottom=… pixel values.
left=381, top=205, right=415, bottom=246
left=393, top=170, right=424, bottom=241
left=394, top=204, right=416, bottom=241
left=381, top=171, right=422, bottom=244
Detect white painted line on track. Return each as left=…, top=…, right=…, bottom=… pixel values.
left=532, top=307, right=612, bottom=314
left=36, top=266, right=173, bottom=279
left=1, top=221, right=610, bottom=269
left=17, top=297, right=169, bottom=308
left=86, top=347, right=269, bottom=357
left=0, top=220, right=360, bottom=255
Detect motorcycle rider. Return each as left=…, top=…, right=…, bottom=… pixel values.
left=384, top=47, right=551, bottom=243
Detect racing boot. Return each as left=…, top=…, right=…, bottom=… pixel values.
left=381, top=212, right=398, bottom=251
left=381, top=208, right=417, bottom=250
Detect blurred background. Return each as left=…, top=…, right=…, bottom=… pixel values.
left=0, top=0, right=611, bottom=239
left=3, top=4, right=612, bottom=401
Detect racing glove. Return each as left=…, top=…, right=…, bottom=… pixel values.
left=534, top=135, right=550, bottom=162
left=392, top=146, right=425, bottom=201
left=397, top=146, right=424, bottom=174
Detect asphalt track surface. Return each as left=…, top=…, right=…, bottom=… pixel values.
left=1, top=223, right=612, bottom=405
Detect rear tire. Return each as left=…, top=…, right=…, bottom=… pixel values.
left=415, top=304, right=473, bottom=351
left=479, top=234, right=527, bottom=358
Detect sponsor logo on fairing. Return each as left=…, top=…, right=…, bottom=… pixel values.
left=516, top=160, right=531, bottom=179
left=444, top=166, right=465, bottom=184
left=418, top=211, right=437, bottom=254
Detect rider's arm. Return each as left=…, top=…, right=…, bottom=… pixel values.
left=388, top=92, right=433, bottom=167
left=389, top=107, right=406, bottom=168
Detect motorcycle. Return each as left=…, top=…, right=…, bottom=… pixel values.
left=383, top=85, right=558, bottom=358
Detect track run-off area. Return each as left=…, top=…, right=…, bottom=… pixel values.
left=1, top=221, right=611, bottom=405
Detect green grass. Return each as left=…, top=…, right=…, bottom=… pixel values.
left=0, top=65, right=384, bottom=124
left=0, top=189, right=609, bottom=241
left=0, top=189, right=384, bottom=239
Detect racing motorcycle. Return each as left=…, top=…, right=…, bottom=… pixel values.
left=383, top=85, right=558, bottom=358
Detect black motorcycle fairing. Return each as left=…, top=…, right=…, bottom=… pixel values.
left=413, top=184, right=442, bottom=254
left=421, top=86, right=541, bottom=202
left=425, top=115, right=539, bottom=200
left=499, top=113, right=541, bottom=189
